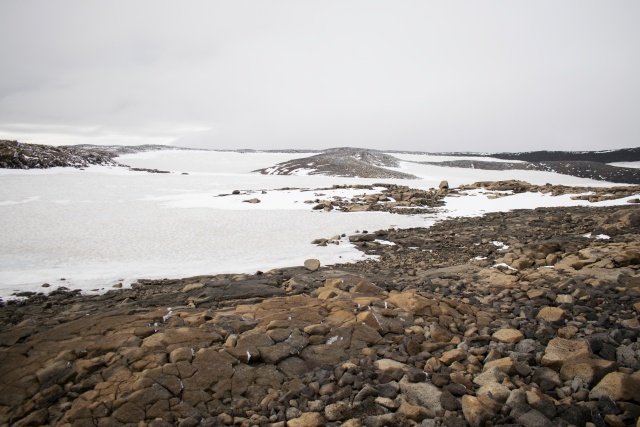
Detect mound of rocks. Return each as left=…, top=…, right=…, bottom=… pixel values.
left=458, top=180, right=640, bottom=202
left=256, top=148, right=418, bottom=179
left=0, top=140, right=119, bottom=169
left=307, top=183, right=450, bottom=214
left=1, top=205, right=640, bottom=426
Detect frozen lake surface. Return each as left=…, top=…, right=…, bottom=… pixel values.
left=0, top=150, right=635, bottom=300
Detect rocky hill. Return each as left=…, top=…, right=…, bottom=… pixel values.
left=1, top=193, right=640, bottom=426
left=0, top=140, right=119, bottom=169
left=414, top=159, right=640, bottom=184
left=488, top=147, right=640, bottom=164
left=256, top=146, right=640, bottom=183
left=256, top=148, right=418, bottom=179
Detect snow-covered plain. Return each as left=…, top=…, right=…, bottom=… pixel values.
left=0, top=150, right=636, bottom=300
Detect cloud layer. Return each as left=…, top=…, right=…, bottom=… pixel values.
left=1, top=1, right=639, bottom=152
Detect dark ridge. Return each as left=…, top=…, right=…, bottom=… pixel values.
left=486, top=147, right=640, bottom=163
left=414, top=159, right=640, bottom=184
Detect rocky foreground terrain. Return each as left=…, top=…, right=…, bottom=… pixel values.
left=1, top=186, right=640, bottom=427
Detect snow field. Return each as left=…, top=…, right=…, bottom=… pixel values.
left=0, top=149, right=636, bottom=299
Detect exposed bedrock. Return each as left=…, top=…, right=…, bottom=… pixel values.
left=1, top=205, right=640, bottom=426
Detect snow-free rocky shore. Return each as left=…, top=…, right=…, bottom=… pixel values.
left=2, top=202, right=640, bottom=426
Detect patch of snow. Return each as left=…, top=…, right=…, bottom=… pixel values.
left=584, top=233, right=611, bottom=240
left=374, top=239, right=396, bottom=246
left=326, top=336, right=340, bottom=345
left=491, top=241, right=510, bottom=250
left=386, top=153, right=525, bottom=164
left=608, top=161, right=640, bottom=169
left=492, top=263, right=517, bottom=271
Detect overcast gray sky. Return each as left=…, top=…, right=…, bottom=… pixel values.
left=0, top=1, right=638, bottom=152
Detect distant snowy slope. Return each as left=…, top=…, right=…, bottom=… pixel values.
left=116, top=150, right=316, bottom=174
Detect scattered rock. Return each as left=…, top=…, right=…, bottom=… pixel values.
left=304, top=259, right=321, bottom=271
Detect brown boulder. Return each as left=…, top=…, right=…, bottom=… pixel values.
left=589, top=371, right=640, bottom=402
left=541, top=338, right=592, bottom=371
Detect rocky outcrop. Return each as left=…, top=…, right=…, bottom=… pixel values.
left=306, top=183, right=449, bottom=214
left=414, top=160, right=640, bottom=184
left=256, top=148, right=417, bottom=179
left=458, top=180, right=640, bottom=202
left=0, top=140, right=119, bottom=169
left=1, top=204, right=640, bottom=426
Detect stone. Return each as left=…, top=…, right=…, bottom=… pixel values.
left=112, top=402, right=146, bottom=423
left=286, top=412, right=325, bottom=427
left=169, top=347, right=194, bottom=364
left=325, top=401, right=351, bottom=422
left=492, top=329, right=524, bottom=343
left=397, top=401, right=433, bottom=421
left=560, top=357, right=618, bottom=386
left=483, top=357, right=517, bottom=375
left=35, top=360, right=76, bottom=389
left=303, top=324, right=331, bottom=335
left=516, top=409, right=553, bottom=427
left=531, top=367, right=562, bottom=391
left=473, top=367, right=507, bottom=387
left=527, top=289, right=546, bottom=299
left=589, top=372, right=640, bottom=402
left=477, top=383, right=510, bottom=403
left=385, top=293, right=434, bottom=316
left=190, top=348, right=234, bottom=390
left=440, top=349, right=466, bottom=365
left=259, top=343, right=297, bottom=364
left=461, top=395, right=493, bottom=427
left=374, top=358, right=408, bottom=372
left=304, top=259, right=321, bottom=271
left=441, top=389, right=462, bottom=411
left=541, top=338, right=592, bottom=371
left=399, top=377, right=442, bottom=413
left=351, top=280, right=383, bottom=294
left=537, top=307, right=566, bottom=322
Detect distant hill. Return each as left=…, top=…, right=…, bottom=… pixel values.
left=255, top=147, right=418, bottom=179
left=2, top=141, right=639, bottom=183
left=0, top=140, right=118, bottom=169
left=487, top=147, right=640, bottom=163
left=258, top=146, right=640, bottom=183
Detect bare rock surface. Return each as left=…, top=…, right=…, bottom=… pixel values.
left=0, top=140, right=118, bottom=169
left=2, top=201, right=640, bottom=426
